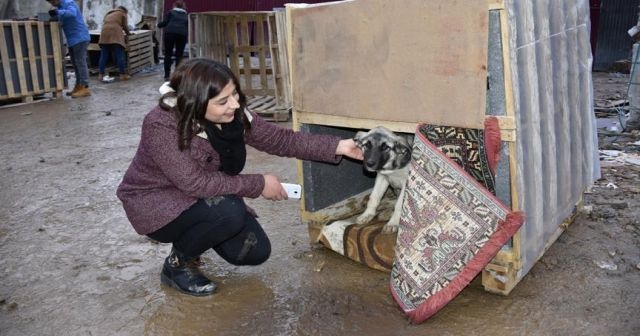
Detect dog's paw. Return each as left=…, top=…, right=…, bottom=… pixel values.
left=382, top=222, right=399, bottom=233
left=356, top=212, right=375, bottom=225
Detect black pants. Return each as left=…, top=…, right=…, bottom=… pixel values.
left=162, top=32, right=187, bottom=79
left=148, top=196, right=271, bottom=265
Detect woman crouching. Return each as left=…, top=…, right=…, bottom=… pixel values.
left=116, top=58, right=363, bottom=296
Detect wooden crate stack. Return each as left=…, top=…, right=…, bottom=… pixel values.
left=87, top=30, right=154, bottom=75
left=189, top=11, right=291, bottom=122
left=0, top=20, right=65, bottom=103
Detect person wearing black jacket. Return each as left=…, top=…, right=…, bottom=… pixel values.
left=157, top=0, right=188, bottom=81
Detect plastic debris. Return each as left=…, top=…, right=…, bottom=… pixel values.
left=599, top=150, right=640, bottom=166
left=595, top=260, right=618, bottom=271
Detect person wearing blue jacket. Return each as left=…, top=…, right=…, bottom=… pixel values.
left=46, top=0, right=91, bottom=98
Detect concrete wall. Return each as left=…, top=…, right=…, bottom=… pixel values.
left=0, top=0, right=163, bottom=30
left=83, top=0, right=163, bottom=31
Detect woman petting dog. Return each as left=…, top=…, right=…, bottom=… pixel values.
left=116, top=58, right=363, bottom=296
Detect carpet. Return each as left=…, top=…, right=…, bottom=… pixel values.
left=389, top=122, right=524, bottom=324
left=419, top=117, right=501, bottom=194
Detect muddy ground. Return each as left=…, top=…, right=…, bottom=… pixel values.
left=0, top=69, right=638, bottom=335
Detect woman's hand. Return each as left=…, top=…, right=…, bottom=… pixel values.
left=336, top=139, right=364, bottom=161
left=261, top=174, right=288, bottom=201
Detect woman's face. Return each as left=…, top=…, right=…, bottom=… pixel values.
left=205, top=80, right=240, bottom=124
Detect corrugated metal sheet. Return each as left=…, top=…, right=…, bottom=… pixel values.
left=505, top=0, right=599, bottom=278
left=593, top=0, right=639, bottom=70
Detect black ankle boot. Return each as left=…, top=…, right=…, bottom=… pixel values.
left=160, top=248, right=216, bottom=296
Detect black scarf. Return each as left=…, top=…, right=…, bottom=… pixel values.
left=204, top=117, right=246, bottom=175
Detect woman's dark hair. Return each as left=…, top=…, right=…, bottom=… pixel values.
left=159, top=58, right=250, bottom=150
left=173, top=0, right=186, bottom=9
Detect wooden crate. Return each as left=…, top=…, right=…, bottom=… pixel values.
left=189, top=11, right=291, bottom=122
left=0, top=20, right=65, bottom=102
left=87, top=30, right=154, bottom=75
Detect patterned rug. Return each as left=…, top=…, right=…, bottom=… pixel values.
left=389, top=124, right=524, bottom=324
left=419, top=117, right=501, bottom=194
left=314, top=118, right=503, bottom=274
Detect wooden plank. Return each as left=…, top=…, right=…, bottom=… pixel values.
left=239, top=68, right=273, bottom=75
left=495, top=115, right=516, bottom=142
left=295, top=110, right=418, bottom=133
left=488, top=0, right=505, bottom=10
left=239, top=16, right=252, bottom=91
left=499, top=6, right=522, bottom=270
left=0, top=24, right=16, bottom=97
left=294, top=110, right=513, bottom=136
left=226, top=16, right=240, bottom=86
left=50, top=23, right=64, bottom=91
left=250, top=100, right=277, bottom=111
left=255, top=15, right=268, bottom=94
left=233, top=45, right=268, bottom=53
left=274, top=11, right=291, bottom=108
left=248, top=95, right=272, bottom=105
left=25, top=23, right=40, bottom=93
left=37, top=21, right=50, bottom=90
left=11, top=22, right=28, bottom=96
left=482, top=7, right=522, bottom=295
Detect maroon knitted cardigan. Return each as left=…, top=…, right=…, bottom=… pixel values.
left=117, top=106, right=341, bottom=234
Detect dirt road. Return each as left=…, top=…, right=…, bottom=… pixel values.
left=0, top=69, right=638, bottom=335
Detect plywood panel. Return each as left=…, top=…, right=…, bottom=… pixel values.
left=288, top=0, right=488, bottom=128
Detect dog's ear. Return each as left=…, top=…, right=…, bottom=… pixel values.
left=395, top=139, right=412, bottom=154
left=405, top=134, right=415, bottom=147
left=353, top=131, right=367, bottom=145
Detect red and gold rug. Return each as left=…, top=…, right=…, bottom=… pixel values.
left=389, top=122, right=524, bottom=324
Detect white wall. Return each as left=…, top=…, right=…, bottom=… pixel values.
left=83, top=0, right=163, bottom=31
left=0, top=0, right=162, bottom=30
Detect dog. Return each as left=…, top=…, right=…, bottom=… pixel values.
left=353, top=126, right=414, bottom=233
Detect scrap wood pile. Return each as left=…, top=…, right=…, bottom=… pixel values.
left=595, top=98, right=628, bottom=118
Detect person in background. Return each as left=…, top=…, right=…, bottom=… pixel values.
left=157, top=0, right=188, bottom=81
left=98, top=6, right=131, bottom=81
left=46, top=0, right=91, bottom=98
left=116, top=58, right=363, bottom=296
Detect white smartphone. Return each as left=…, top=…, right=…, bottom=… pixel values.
left=281, top=183, right=302, bottom=199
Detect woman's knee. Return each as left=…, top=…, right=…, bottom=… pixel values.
left=246, top=237, right=271, bottom=265
left=203, top=195, right=246, bottom=230
left=230, top=234, right=271, bottom=266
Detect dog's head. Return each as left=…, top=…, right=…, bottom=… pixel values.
left=353, top=126, right=413, bottom=172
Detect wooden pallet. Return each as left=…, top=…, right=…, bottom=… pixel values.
left=87, top=30, right=154, bottom=75
left=189, top=12, right=292, bottom=114
left=0, top=20, right=66, bottom=102
left=247, top=95, right=290, bottom=122
left=0, top=91, right=58, bottom=108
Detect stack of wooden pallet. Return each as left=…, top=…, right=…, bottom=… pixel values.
left=189, top=11, right=292, bottom=122
left=87, top=29, right=154, bottom=75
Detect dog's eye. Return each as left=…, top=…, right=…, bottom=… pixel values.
left=363, top=142, right=372, bottom=149
left=380, top=143, right=389, bottom=151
